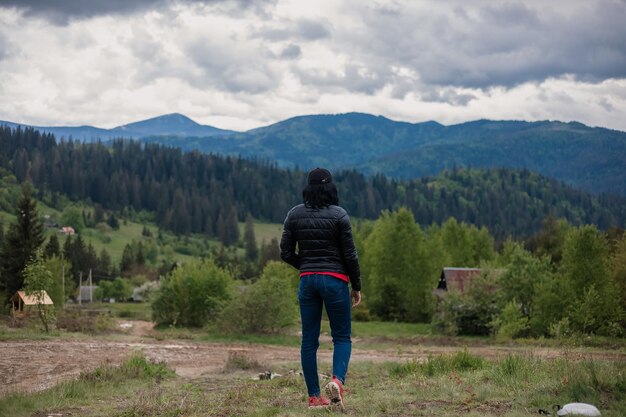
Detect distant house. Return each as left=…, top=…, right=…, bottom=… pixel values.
left=59, top=226, right=75, bottom=235
left=434, top=267, right=483, bottom=296
left=10, top=290, right=54, bottom=316
left=78, top=285, right=98, bottom=303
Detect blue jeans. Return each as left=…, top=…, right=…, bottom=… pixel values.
left=298, top=274, right=352, bottom=397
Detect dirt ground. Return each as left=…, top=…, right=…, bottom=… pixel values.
left=1, top=320, right=624, bottom=398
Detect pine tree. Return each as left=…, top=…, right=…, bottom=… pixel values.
left=44, top=234, right=61, bottom=259
left=244, top=213, right=258, bottom=261
left=135, top=241, right=145, bottom=266
left=0, top=185, right=45, bottom=299
left=69, top=234, right=87, bottom=285
left=94, top=204, right=105, bottom=224
left=85, top=242, right=98, bottom=273
left=62, top=234, right=73, bottom=260
left=107, top=213, right=120, bottom=230
left=258, top=238, right=280, bottom=270
left=97, top=248, right=112, bottom=279
left=120, top=243, right=134, bottom=273
left=218, top=207, right=239, bottom=246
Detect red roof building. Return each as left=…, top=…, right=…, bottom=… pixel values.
left=435, top=267, right=482, bottom=295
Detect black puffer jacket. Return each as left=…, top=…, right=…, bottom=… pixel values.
left=280, top=204, right=361, bottom=291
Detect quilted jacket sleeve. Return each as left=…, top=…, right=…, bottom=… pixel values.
left=338, top=212, right=362, bottom=291
left=280, top=210, right=300, bottom=270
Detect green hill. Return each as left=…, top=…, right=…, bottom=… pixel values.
left=142, top=114, right=626, bottom=197
left=1, top=126, right=625, bottom=240
left=5, top=112, right=626, bottom=196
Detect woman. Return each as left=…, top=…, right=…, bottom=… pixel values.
left=280, top=167, right=362, bottom=410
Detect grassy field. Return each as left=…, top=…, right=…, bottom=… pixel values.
left=1, top=346, right=624, bottom=416
left=43, top=214, right=282, bottom=265
left=1, top=194, right=283, bottom=267
left=243, top=221, right=283, bottom=244
left=2, top=308, right=626, bottom=417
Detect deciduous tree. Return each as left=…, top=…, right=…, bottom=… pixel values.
left=23, top=250, right=54, bottom=332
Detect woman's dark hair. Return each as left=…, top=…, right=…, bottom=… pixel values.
left=302, top=182, right=339, bottom=208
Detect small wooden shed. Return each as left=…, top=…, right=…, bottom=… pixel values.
left=10, top=290, right=54, bottom=315
left=434, top=267, right=482, bottom=296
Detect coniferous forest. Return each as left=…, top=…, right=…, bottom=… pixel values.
left=1, top=125, right=625, bottom=240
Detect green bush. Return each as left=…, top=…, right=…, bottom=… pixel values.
left=95, top=277, right=133, bottom=302
left=493, top=299, right=530, bottom=340
left=151, top=259, right=232, bottom=327
left=216, top=261, right=298, bottom=334
left=81, top=353, right=173, bottom=383
left=494, top=354, right=530, bottom=379
left=352, top=302, right=372, bottom=322
left=56, top=310, right=115, bottom=334
left=391, top=349, right=485, bottom=378
left=432, top=270, right=500, bottom=336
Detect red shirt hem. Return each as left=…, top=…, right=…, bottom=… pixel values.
left=300, top=271, right=350, bottom=283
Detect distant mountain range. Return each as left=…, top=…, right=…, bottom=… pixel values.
left=2, top=112, right=626, bottom=197
left=0, top=113, right=234, bottom=141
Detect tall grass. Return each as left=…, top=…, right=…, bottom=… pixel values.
left=390, top=348, right=485, bottom=377
left=0, top=353, right=173, bottom=417
left=3, top=352, right=626, bottom=416
left=388, top=351, right=626, bottom=416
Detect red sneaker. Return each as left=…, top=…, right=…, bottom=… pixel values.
left=308, top=395, right=330, bottom=408
left=325, top=376, right=344, bottom=411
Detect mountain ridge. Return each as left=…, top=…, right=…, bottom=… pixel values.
left=1, top=126, right=625, bottom=239
left=0, top=113, right=235, bottom=141
left=2, top=112, right=625, bottom=197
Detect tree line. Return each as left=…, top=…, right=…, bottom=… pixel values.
left=1, top=125, right=625, bottom=241
left=0, top=184, right=282, bottom=304
left=354, top=208, right=625, bottom=337
left=2, top=180, right=624, bottom=339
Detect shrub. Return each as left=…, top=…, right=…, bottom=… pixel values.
left=216, top=261, right=298, bottom=334
left=81, top=353, right=173, bottom=383
left=433, top=269, right=500, bottom=336
left=95, top=277, right=133, bottom=302
left=223, top=351, right=264, bottom=371
left=151, top=259, right=232, bottom=327
left=493, top=299, right=530, bottom=341
left=56, top=310, right=115, bottom=334
left=390, top=349, right=485, bottom=378
left=132, top=280, right=160, bottom=303
left=352, top=303, right=372, bottom=322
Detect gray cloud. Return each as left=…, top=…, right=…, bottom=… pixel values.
left=296, top=19, right=331, bottom=41
left=252, top=18, right=331, bottom=41
left=0, top=31, right=9, bottom=61
left=0, top=0, right=273, bottom=23
left=296, top=62, right=477, bottom=106
left=337, top=0, right=626, bottom=90
left=597, top=97, right=614, bottom=112
left=185, top=38, right=279, bottom=93
left=296, top=63, right=390, bottom=95
left=420, top=88, right=476, bottom=106
left=280, top=44, right=301, bottom=59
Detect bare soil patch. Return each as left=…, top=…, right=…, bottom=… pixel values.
left=1, top=321, right=624, bottom=398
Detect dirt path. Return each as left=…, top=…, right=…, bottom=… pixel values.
left=1, top=321, right=624, bottom=398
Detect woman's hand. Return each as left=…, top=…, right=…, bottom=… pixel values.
left=351, top=290, right=361, bottom=307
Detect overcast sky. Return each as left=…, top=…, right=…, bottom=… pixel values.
left=0, top=0, right=625, bottom=131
